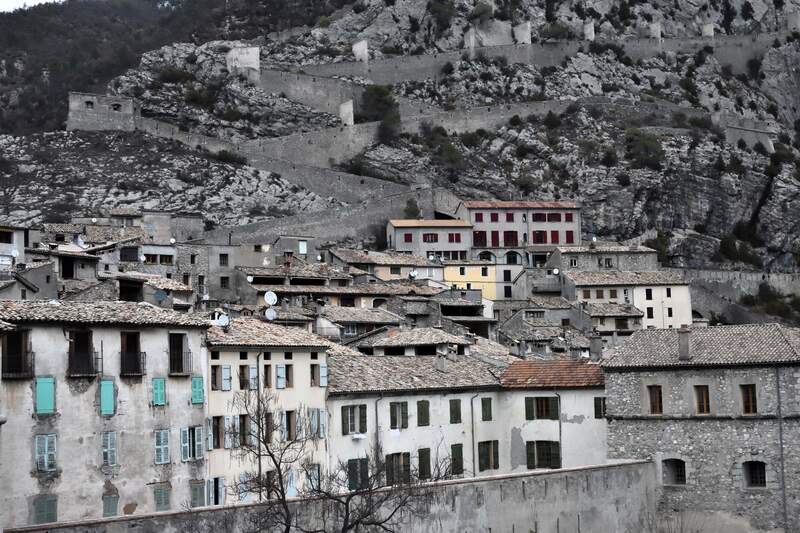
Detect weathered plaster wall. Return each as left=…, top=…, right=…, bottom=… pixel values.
left=6, top=460, right=656, bottom=533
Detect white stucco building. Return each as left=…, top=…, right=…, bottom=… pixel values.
left=0, top=300, right=209, bottom=528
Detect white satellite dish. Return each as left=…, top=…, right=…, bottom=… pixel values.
left=553, top=268, right=560, bottom=275
left=264, top=308, right=277, bottom=321
left=428, top=254, right=435, bottom=261
left=246, top=276, right=254, bottom=283
left=409, top=269, right=418, bottom=279
left=10, top=249, right=18, bottom=258
left=264, top=291, right=278, bottom=306
left=169, top=238, right=176, bottom=245
left=217, top=314, right=230, bottom=327
left=592, top=236, right=597, bottom=243
left=316, top=255, right=323, bottom=262
left=91, top=217, right=98, bottom=223
left=139, top=255, right=146, bottom=262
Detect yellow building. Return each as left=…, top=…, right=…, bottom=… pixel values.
left=442, top=260, right=498, bottom=300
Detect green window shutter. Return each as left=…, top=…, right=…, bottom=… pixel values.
left=549, top=397, right=560, bottom=420
left=35, top=377, right=55, bottom=415
left=525, top=397, right=535, bottom=420
left=358, top=404, right=367, bottom=433
left=451, top=444, right=463, bottom=475
left=191, top=377, right=204, bottom=405
left=550, top=442, right=561, bottom=469
left=152, top=378, right=166, bottom=406
left=526, top=441, right=536, bottom=469
left=401, top=402, right=408, bottom=428
left=390, top=403, right=398, bottom=429
left=450, top=399, right=461, bottom=423
left=341, top=406, right=349, bottom=435
left=492, top=440, right=499, bottom=469
left=418, top=448, right=431, bottom=479
left=100, top=379, right=115, bottom=416
left=481, top=397, right=492, bottom=421
left=478, top=442, right=489, bottom=471
left=402, top=452, right=411, bottom=482
left=347, top=459, right=358, bottom=490
left=417, top=401, right=429, bottom=427
left=359, top=458, right=369, bottom=489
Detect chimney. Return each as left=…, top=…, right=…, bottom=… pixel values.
left=678, top=324, right=691, bottom=361
left=589, top=331, right=603, bottom=362
left=281, top=298, right=289, bottom=311
left=446, top=343, right=458, bottom=361
left=434, top=353, right=448, bottom=372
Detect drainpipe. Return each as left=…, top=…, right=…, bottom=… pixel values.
left=469, top=392, right=479, bottom=475
left=554, top=389, right=562, bottom=466
left=775, top=366, right=788, bottom=530
left=374, top=394, right=384, bottom=461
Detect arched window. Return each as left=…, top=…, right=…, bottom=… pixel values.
left=478, top=251, right=495, bottom=263
left=743, top=461, right=766, bottom=487
left=372, top=298, right=387, bottom=308
left=662, top=459, right=686, bottom=485
left=506, top=251, right=520, bottom=265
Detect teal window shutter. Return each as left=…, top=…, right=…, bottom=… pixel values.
left=35, top=377, right=55, bottom=415
left=152, top=378, right=166, bottom=406
left=191, top=377, right=204, bottom=405
left=100, top=379, right=115, bottom=415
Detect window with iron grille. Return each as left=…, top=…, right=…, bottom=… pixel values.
left=663, top=459, right=686, bottom=485
left=744, top=461, right=767, bottom=487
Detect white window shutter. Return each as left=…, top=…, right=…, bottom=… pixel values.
left=153, top=432, right=159, bottom=464
left=206, top=480, right=213, bottom=506
left=279, top=412, right=287, bottom=441
left=180, top=427, right=190, bottom=462
left=320, top=365, right=328, bottom=387
left=195, top=426, right=203, bottom=459
left=48, top=435, right=56, bottom=470
left=223, top=416, right=232, bottom=449
left=296, top=412, right=303, bottom=439
left=320, top=409, right=327, bottom=438
left=233, top=416, right=241, bottom=448
left=35, top=435, right=45, bottom=470
left=286, top=469, right=297, bottom=497
left=239, top=473, right=250, bottom=502
left=276, top=365, right=286, bottom=389
left=206, top=418, right=213, bottom=451
left=218, top=477, right=226, bottom=505
left=310, top=409, right=318, bottom=437
left=222, top=366, right=231, bottom=391
left=250, top=417, right=258, bottom=447
left=249, top=365, right=257, bottom=390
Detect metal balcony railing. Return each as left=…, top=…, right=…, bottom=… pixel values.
left=169, top=350, right=192, bottom=376
left=120, top=351, right=147, bottom=376
left=1, top=350, right=35, bottom=379
left=67, top=350, right=102, bottom=377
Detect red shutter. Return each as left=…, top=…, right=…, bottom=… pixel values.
left=491, top=231, right=499, bottom=247
left=550, top=231, right=559, bottom=244
left=565, top=231, right=574, bottom=244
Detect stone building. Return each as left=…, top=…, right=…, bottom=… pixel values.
left=603, top=323, right=800, bottom=532
left=328, top=248, right=443, bottom=282
left=385, top=219, right=472, bottom=260
left=0, top=301, right=209, bottom=527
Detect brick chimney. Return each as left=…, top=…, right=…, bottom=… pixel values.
left=678, top=324, right=691, bottom=361
left=589, top=331, right=603, bottom=362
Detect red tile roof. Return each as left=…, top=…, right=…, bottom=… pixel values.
left=462, top=200, right=580, bottom=209
left=500, top=360, right=604, bottom=388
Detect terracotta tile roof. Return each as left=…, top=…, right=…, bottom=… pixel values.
left=565, top=270, right=687, bottom=287
left=353, top=326, right=471, bottom=348
left=0, top=300, right=208, bottom=327
left=207, top=317, right=329, bottom=348
left=26, top=247, right=100, bottom=260
left=103, top=272, right=192, bottom=292
left=586, top=302, right=644, bottom=317
left=500, top=322, right=590, bottom=349
left=327, top=353, right=502, bottom=395
left=321, top=306, right=403, bottom=325
left=558, top=244, right=656, bottom=254
left=238, top=259, right=352, bottom=279
left=462, top=200, right=580, bottom=209
left=500, top=360, right=604, bottom=388
left=0, top=319, right=15, bottom=332
left=251, top=283, right=443, bottom=297
left=603, top=323, right=800, bottom=369
left=330, top=248, right=438, bottom=267
left=527, top=295, right=573, bottom=309
left=388, top=219, right=472, bottom=228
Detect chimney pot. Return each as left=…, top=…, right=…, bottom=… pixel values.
left=678, top=324, right=691, bottom=361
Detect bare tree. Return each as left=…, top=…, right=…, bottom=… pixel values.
left=296, top=442, right=451, bottom=533
left=227, top=385, right=324, bottom=533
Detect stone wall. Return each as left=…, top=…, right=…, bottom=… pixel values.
left=605, top=366, right=800, bottom=532
left=66, top=92, right=138, bottom=132
left=665, top=267, right=800, bottom=297
left=6, top=461, right=657, bottom=533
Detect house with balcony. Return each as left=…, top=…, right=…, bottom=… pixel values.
left=386, top=219, right=472, bottom=260
left=0, top=301, right=209, bottom=528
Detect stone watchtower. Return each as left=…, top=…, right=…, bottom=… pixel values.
left=66, top=92, right=139, bottom=132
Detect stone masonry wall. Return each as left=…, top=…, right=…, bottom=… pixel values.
left=6, top=461, right=657, bottom=533
left=66, top=92, right=138, bottom=132
left=606, top=366, right=800, bottom=532
left=665, top=268, right=800, bottom=297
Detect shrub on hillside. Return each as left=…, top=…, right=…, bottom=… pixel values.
left=159, top=67, right=194, bottom=84
left=212, top=150, right=247, bottom=165
left=624, top=129, right=665, bottom=170
left=429, top=0, right=456, bottom=31
left=358, top=85, right=399, bottom=123
left=543, top=110, right=561, bottom=129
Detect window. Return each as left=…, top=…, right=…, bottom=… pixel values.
left=120, top=331, right=143, bottom=376
left=663, top=459, right=686, bottom=485
left=103, top=494, right=119, bottom=517
left=35, top=434, right=57, bottom=471
left=646, top=307, right=654, bottom=319
left=473, top=231, right=487, bottom=247
left=648, top=385, right=663, bottom=415
left=503, top=269, right=512, bottom=282
left=282, top=411, right=297, bottom=441
left=417, top=400, right=430, bottom=427
left=444, top=443, right=463, bottom=476
left=33, top=495, right=57, bottom=524
left=603, top=258, right=613, bottom=268
left=565, top=212, right=573, bottom=222
left=211, top=417, right=223, bottom=449
left=422, top=233, right=438, bottom=243
left=418, top=448, right=431, bottom=479
left=120, top=247, right=138, bottom=262
left=667, top=307, right=673, bottom=318
left=403, top=233, right=413, bottom=243
left=385, top=452, right=411, bottom=484
left=390, top=401, right=409, bottom=429
left=550, top=230, right=559, bottom=244
left=569, top=258, right=578, bottom=268
left=153, top=485, right=171, bottom=512
left=298, top=240, right=308, bottom=255
left=645, top=288, right=653, bottom=300
left=190, top=254, right=196, bottom=265
left=532, top=441, right=561, bottom=469
left=448, top=233, right=462, bottom=243
left=182, top=273, right=190, bottom=286
left=741, top=384, right=758, bottom=414
left=481, top=397, right=492, bottom=421
left=594, top=397, right=606, bottom=419
left=180, top=427, right=203, bottom=461
left=490, top=213, right=499, bottom=222
left=159, top=255, right=173, bottom=265
left=491, top=231, right=499, bottom=247
left=342, top=404, right=367, bottom=435
left=152, top=378, right=166, bottom=406
left=343, top=323, right=359, bottom=336
left=582, top=289, right=591, bottom=299
left=743, top=461, right=767, bottom=488
left=610, top=289, right=618, bottom=298
left=503, top=286, right=512, bottom=298
left=525, top=397, right=559, bottom=420
left=220, top=276, right=230, bottom=289
left=154, top=429, right=170, bottom=464
left=596, top=289, right=604, bottom=299
left=35, top=377, right=55, bottom=415
left=219, top=253, right=229, bottom=266
left=478, top=440, right=499, bottom=471
left=666, top=287, right=672, bottom=298
left=102, top=431, right=118, bottom=467
left=481, top=266, right=488, bottom=277
left=442, top=399, right=461, bottom=426
left=389, top=266, right=401, bottom=275
left=531, top=212, right=546, bottom=222
left=503, top=231, right=518, bottom=247
left=263, top=364, right=272, bottom=388
left=474, top=213, right=483, bottom=222
left=347, top=458, right=369, bottom=490
left=144, top=254, right=158, bottom=264
left=190, top=481, right=206, bottom=508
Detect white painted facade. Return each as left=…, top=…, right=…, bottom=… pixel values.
left=570, top=284, right=692, bottom=330
left=0, top=323, right=208, bottom=528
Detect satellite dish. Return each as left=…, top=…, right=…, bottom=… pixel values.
left=10, top=249, right=18, bottom=258
left=428, top=254, right=435, bottom=261
left=139, top=255, right=146, bottom=262
left=217, top=314, right=230, bottom=327
left=264, top=291, right=278, bottom=306
left=246, top=276, right=254, bottom=283
left=592, top=236, right=597, bottom=243
left=409, top=270, right=418, bottom=279
left=262, top=257, right=270, bottom=266
left=316, top=255, right=323, bottom=262
left=91, top=217, right=98, bottom=223
left=553, top=268, right=560, bottom=275
left=169, top=238, right=176, bottom=245
left=265, top=308, right=277, bottom=321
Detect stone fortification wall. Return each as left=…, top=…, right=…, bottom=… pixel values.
left=666, top=267, right=800, bottom=297
left=6, top=461, right=656, bottom=533
left=66, top=92, right=138, bottom=131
